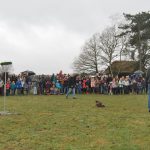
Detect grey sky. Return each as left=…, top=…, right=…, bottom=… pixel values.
left=0, top=0, right=149, bottom=74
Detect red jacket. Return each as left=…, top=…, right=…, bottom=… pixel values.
left=6, top=83, right=10, bottom=89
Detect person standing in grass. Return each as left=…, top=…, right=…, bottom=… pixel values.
left=90, top=76, right=95, bottom=93
left=33, top=81, right=38, bottom=95
left=146, top=67, right=150, bottom=112
left=10, top=81, right=16, bottom=95
left=6, top=80, right=10, bottom=96
left=66, top=74, right=77, bottom=99
left=16, top=78, right=22, bottom=95
left=0, top=78, right=4, bottom=96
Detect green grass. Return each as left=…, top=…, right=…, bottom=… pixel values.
left=0, top=94, right=150, bottom=150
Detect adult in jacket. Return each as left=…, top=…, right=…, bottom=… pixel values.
left=66, top=74, right=78, bottom=99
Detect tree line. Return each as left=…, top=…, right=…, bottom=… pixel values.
left=73, top=11, right=150, bottom=76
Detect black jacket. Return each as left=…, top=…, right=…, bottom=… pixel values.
left=67, top=76, right=76, bottom=88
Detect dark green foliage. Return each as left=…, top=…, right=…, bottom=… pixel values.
left=0, top=62, right=12, bottom=66
left=119, top=11, right=150, bottom=70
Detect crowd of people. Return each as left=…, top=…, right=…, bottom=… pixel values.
left=0, top=70, right=147, bottom=96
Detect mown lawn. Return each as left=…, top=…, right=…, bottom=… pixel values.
left=0, top=94, right=150, bottom=150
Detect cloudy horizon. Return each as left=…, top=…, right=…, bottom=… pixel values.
left=0, top=0, right=149, bottom=75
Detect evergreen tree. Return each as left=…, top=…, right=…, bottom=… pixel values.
left=119, top=11, right=150, bottom=70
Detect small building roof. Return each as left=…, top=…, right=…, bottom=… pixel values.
left=105, top=60, right=139, bottom=75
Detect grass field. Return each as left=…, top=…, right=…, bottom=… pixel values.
left=0, top=94, right=150, bottom=150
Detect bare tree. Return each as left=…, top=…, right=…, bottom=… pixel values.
left=118, top=34, right=129, bottom=61
left=99, top=26, right=119, bottom=76
left=73, top=33, right=101, bottom=74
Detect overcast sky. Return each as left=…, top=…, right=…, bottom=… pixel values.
left=0, top=0, right=149, bottom=74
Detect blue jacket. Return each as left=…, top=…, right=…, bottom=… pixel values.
left=16, top=80, right=22, bottom=89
